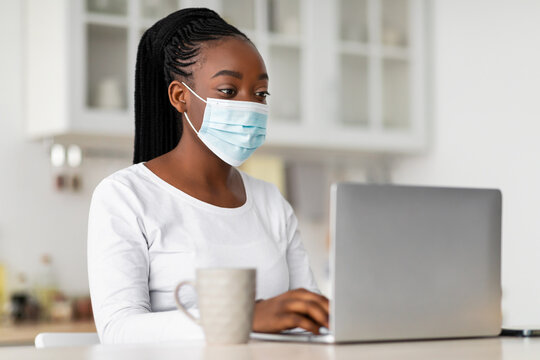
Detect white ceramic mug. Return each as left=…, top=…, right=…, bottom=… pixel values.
left=174, top=268, right=256, bottom=344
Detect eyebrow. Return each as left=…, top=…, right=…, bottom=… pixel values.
left=211, top=70, right=242, bottom=79
left=211, top=69, right=269, bottom=81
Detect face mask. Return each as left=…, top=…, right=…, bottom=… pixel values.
left=181, top=82, right=268, bottom=167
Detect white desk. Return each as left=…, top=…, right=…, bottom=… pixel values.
left=0, top=337, right=539, bottom=360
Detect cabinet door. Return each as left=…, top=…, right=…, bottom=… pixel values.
left=266, top=0, right=303, bottom=124
left=74, top=0, right=189, bottom=136
left=72, top=0, right=133, bottom=136
left=333, top=0, right=427, bottom=151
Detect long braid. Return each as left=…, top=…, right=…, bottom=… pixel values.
left=133, top=8, right=250, bottom=163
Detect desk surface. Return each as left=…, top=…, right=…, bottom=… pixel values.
left=0, top=337, right=539, bottom=360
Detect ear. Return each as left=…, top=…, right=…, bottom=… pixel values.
left=168, top=80, right=187, bottom=113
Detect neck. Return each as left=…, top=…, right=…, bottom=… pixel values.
left=168, top=129, right=236, bottom=187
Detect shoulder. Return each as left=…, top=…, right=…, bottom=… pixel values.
left=93, top=162, right=154, bottom=193
left=97, top=162, right=150, bottom=189
left=91, top=163, right=152, bottom=210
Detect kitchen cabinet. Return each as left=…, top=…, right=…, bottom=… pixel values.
left=27, top=0, right=130, bottom=144
left=26, top=0, right=428, bottom=154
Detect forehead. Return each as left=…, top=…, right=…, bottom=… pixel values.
left=194, top=37, right=267, bottom=79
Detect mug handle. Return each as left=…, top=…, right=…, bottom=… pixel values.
left=174, top=281, right=200, bottom=324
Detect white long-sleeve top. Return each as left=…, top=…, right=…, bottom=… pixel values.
left=87, top=163, right=318, bottom=344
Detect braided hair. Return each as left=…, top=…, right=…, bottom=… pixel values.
left=133, top=8, right=251, bottom=163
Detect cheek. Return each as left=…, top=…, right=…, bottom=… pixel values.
left=188, top=98, right=207, bottom=129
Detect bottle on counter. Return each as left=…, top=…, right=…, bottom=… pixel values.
left=34, top=254, right=59, bottom=321
left=9, top=272, right=40, bottom=323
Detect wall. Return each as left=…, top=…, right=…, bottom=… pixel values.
left=392, top=0, right=540, bottom=326
left=1, top=0, right=539, bottom=328
left=0, top=1, right=130, bottom=295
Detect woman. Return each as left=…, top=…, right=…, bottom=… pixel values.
left=88, top=8, right=328, bottom=344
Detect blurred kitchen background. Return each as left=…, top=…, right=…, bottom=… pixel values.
left=1, top=0, right=540, bottom=344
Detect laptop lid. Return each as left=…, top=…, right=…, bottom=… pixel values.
left=330, top=183, right=502, bottom=342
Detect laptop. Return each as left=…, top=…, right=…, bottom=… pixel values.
left=252, top=183, right=502, bottom=343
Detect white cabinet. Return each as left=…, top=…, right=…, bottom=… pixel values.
left=26, top=0, right=428, bottom=154
left=204, top=0, right=428, bottom=153
left=331, top=0, right=428, bottom=153
left=27, top=0, right=126, bottom=143
left=26, top=0, right=177, bottom=145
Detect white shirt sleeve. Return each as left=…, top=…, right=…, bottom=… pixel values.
left=283, top=198, right=320, bottom=293
left=87, top=178, right=204, bottom=344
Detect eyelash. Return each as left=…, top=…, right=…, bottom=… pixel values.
left=219, top=88, right=235, bottom=96
left=256, top=91, right=271, bottom=98
left=218, top=89, right=271, bottom=99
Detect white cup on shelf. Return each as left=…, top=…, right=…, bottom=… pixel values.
left=95, top=77, right=123, bottom=109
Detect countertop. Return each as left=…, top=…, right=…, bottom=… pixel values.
left=0, top=320, right=96, bottom=346
left=1, top=337, right=539, bottom=359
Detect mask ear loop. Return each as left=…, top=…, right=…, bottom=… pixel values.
left=181, top=82, right=207, bottom=135
left=183, top=112, right=199, bottom=134
left=182, top=82, right=207, bottom=103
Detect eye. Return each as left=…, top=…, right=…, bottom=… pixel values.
left=218, top=88, right=236, bottom=96
left=256, top=91, right=271, bottom=99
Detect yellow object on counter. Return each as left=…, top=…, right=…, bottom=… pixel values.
left=0, top=264, right=5, bottom=317
left=239, top=155, right=287, bottom=197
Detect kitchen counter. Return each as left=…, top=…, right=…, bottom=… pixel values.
left=0, top=320, right=96, bottom=346
left=0, top=336, right=539, bottom=359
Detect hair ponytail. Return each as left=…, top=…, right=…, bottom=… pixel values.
left=133, top=8, right=250, bottom=163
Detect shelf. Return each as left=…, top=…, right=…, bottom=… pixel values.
left=340, top=42, right=409, bottom=60
left=86, top=0, right=127, bottom=16
left=266, top=123, right=424, bottom=153
left=339, top=41, right=370, bottom=56
left=84, top=107, right=130, bottom=116
left=268, top=117, right=301, bottom=125
left=140, top=0, right=179, bottom=20
left=85, top=13, right=129, bottom=27
left=268, top=34, right=301, bottom=48
left=381, top=45, right=409, bottom=60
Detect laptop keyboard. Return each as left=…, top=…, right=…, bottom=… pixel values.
left=281, top=327, right=330, bottom=336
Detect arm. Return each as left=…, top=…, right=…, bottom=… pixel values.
left=87, top=179, right=203, bottom=344
left=251, top=195, right=328, bottom=334
left=283, top=201, right=320, bottom=293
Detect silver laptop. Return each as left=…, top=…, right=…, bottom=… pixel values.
left=252, top=183, right=502, bottom=343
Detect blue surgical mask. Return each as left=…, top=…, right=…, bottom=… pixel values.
left=182, top=82, right=268, bottom=166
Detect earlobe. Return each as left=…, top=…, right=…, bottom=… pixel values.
left=168, top=80, right=187, bottom=113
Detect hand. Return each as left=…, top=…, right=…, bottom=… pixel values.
left=252, top=288, right=329, bottom=335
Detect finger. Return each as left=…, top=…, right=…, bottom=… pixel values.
left=292, top=288, right=329, bottom=307
left=290, top=289, right=330, bottom=314
left=284, top=299, right=329, bottom=328
left=284, top=314, right=321, bottom=335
